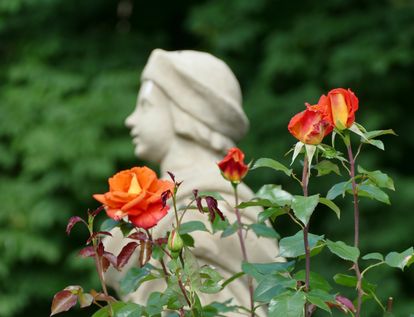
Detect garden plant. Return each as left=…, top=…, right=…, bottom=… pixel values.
left=51, top=88, right=412, bottom=317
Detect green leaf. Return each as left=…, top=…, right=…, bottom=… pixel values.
left=358, top=166, right=395, bottom=191
left=199, top=266, right=223, bottom=294
left=146, top=292, right=165, bottom=316
left=278, top=231, right=324, bottom=258
left=120, top=263, right=154, bottom=295
left=291, top=194, right=320, bottom=226
left=181, top=233, right=195, bottom=247
left=333, top=274, right=376, bottom=293
left=362, top=252, right=384, bottom=261
left=291, top=141, right=304, bottom=165
left=305, top=289, right=335, bottom=313
left=326, top=181, right=351, bottom=200
left=254, top=275, right=296, bottom=302
left=364, top=129, right=397, bottom=139
left=318, top=144, right=346, bottom=161
left=92, top=302, right=142, bottom=317
left=221, top=222, right=238, bottom=238
left=250, top=223, right=280, bottom=239
left=268, top=291, right=306, bottom=317
left=242, top=261, right=295, bottom=282
left=357, top=183, right=390, bottom=205
left=151, top=245, right=164, bottom=261
left=100, top=218, right=119, bottom=232
left=183, top=247, right=201, bottom=291
left=315, top=160, right=341, bottom=176
left=294, top=270, right=332, bottom=292
left=326, top=240, right=360, bottom=262
left=255, top=184, right=293, bottom=207
left=211, top=215, right=230, bottom=233
left=179, top=221, right=209, bottom=234
left=221, top=271, right=245, bottom=289
left=385, top=247, right=414, bottom=270
left=318, top=197, right=340, bottom=219
left=116, top=303, right=143, bottom=317
left=238, top=199, right=276, bottom=209
left=350, top=123, right=385, bottom=150
left=258, top=207, right=288, bottom=223
left=252, top=157, right=292, bottom=176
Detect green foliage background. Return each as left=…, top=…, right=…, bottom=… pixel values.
left=0, top=0, right=413, bottom=316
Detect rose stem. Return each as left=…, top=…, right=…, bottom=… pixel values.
left=302, top=155, right=311, bottom=317
left=347, top=141, right=363, bottom=317
left=233, top=184, right=255, bottom=317
left=92, top=238, right=113, bottom=317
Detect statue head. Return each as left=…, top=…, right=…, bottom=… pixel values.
left=125, top=49, right=249, bottom=163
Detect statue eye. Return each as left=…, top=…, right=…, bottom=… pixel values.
left=139, top=99, right=150, bottom=110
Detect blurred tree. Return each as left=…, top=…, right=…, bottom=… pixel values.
left=0, top=0, right=413, bottom=316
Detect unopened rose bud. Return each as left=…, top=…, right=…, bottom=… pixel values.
left=167, top=229, right=183, bottom=253
left=218, top=147, right=249, bottom=184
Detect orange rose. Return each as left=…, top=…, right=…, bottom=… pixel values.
left=288, top=107, right=333, bottom=145
left=318, top=88, right=359, bottom=130
left=93, top=167, right=174, bottom=229
left=218, top=147, right=249, bottom=183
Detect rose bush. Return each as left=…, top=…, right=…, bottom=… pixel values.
left=52, top=88, right=411, bottom=317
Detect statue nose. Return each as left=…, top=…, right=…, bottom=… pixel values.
left=125, top=112, right=136, bottom=128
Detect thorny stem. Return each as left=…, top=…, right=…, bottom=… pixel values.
left=178, top=275, right=192, bottom=310
left=302, top=155, right=311, bottom=317
left=347, top=141, right=363, bottom=317
left=233, top=183, right=255, bottom=317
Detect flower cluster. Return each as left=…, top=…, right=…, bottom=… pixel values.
left=52, top=88, right=407, bottom=317
left=288, top=88, right=359, bottom=144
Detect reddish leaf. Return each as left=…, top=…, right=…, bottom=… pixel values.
left=66, top=216, right=86, bottom=235
left=103, top=251, right=118, bottom=268
left=101, top=257, right=110, bottom=272
left=78, top=293, right=93, bottom=308
left=336, top=295, right=356, bottom=313
left=154, top=237, right=168, bottom=245
left=117, top=242, right=139, bottom=268
left=78, top=246, right=95, bottom=258
left=90, top=289, right=116, bottom=303
left=90, top=205, right=105, bottom=217
left=328, top=295, right=356, bottom=313
left=50, top=290, right=78, bottom=316
left=127, top=231, right=147, bottom=241
left=161, top=190, right=172, bottom=208
left=63, top=285, right=82, bottom=293
left=167, top=171, right=176, bottom=183
left=86, top=231, right=113, bottom=245
left=97, top=242, right=104, bottom=257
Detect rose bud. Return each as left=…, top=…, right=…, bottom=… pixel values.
left=218, top=147, right=249, bottom=183
left=318, top=88, right=359, bottom=130
left=288, top=107, right=333, bottom=145
left=167, top=229, right=184, bottom=253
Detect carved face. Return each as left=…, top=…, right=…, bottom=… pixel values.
left=125, top=81, right=175, bottom=163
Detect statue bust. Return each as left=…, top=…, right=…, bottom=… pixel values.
left=105, top=49, right=280, bottom=316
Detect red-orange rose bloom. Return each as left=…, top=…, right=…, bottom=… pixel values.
left=93, top=167, right=174, bottom=229
left=218, top=147, right=249, bottom=183
left=317, top=88, right=359, bottom=130
left=288, top=107, right=333, bottom=145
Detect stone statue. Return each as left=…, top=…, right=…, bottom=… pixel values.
left=104, top=49, right=280, bottom=316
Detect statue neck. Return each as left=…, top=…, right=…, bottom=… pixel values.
left=160, top=136, right=222, bottom=177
